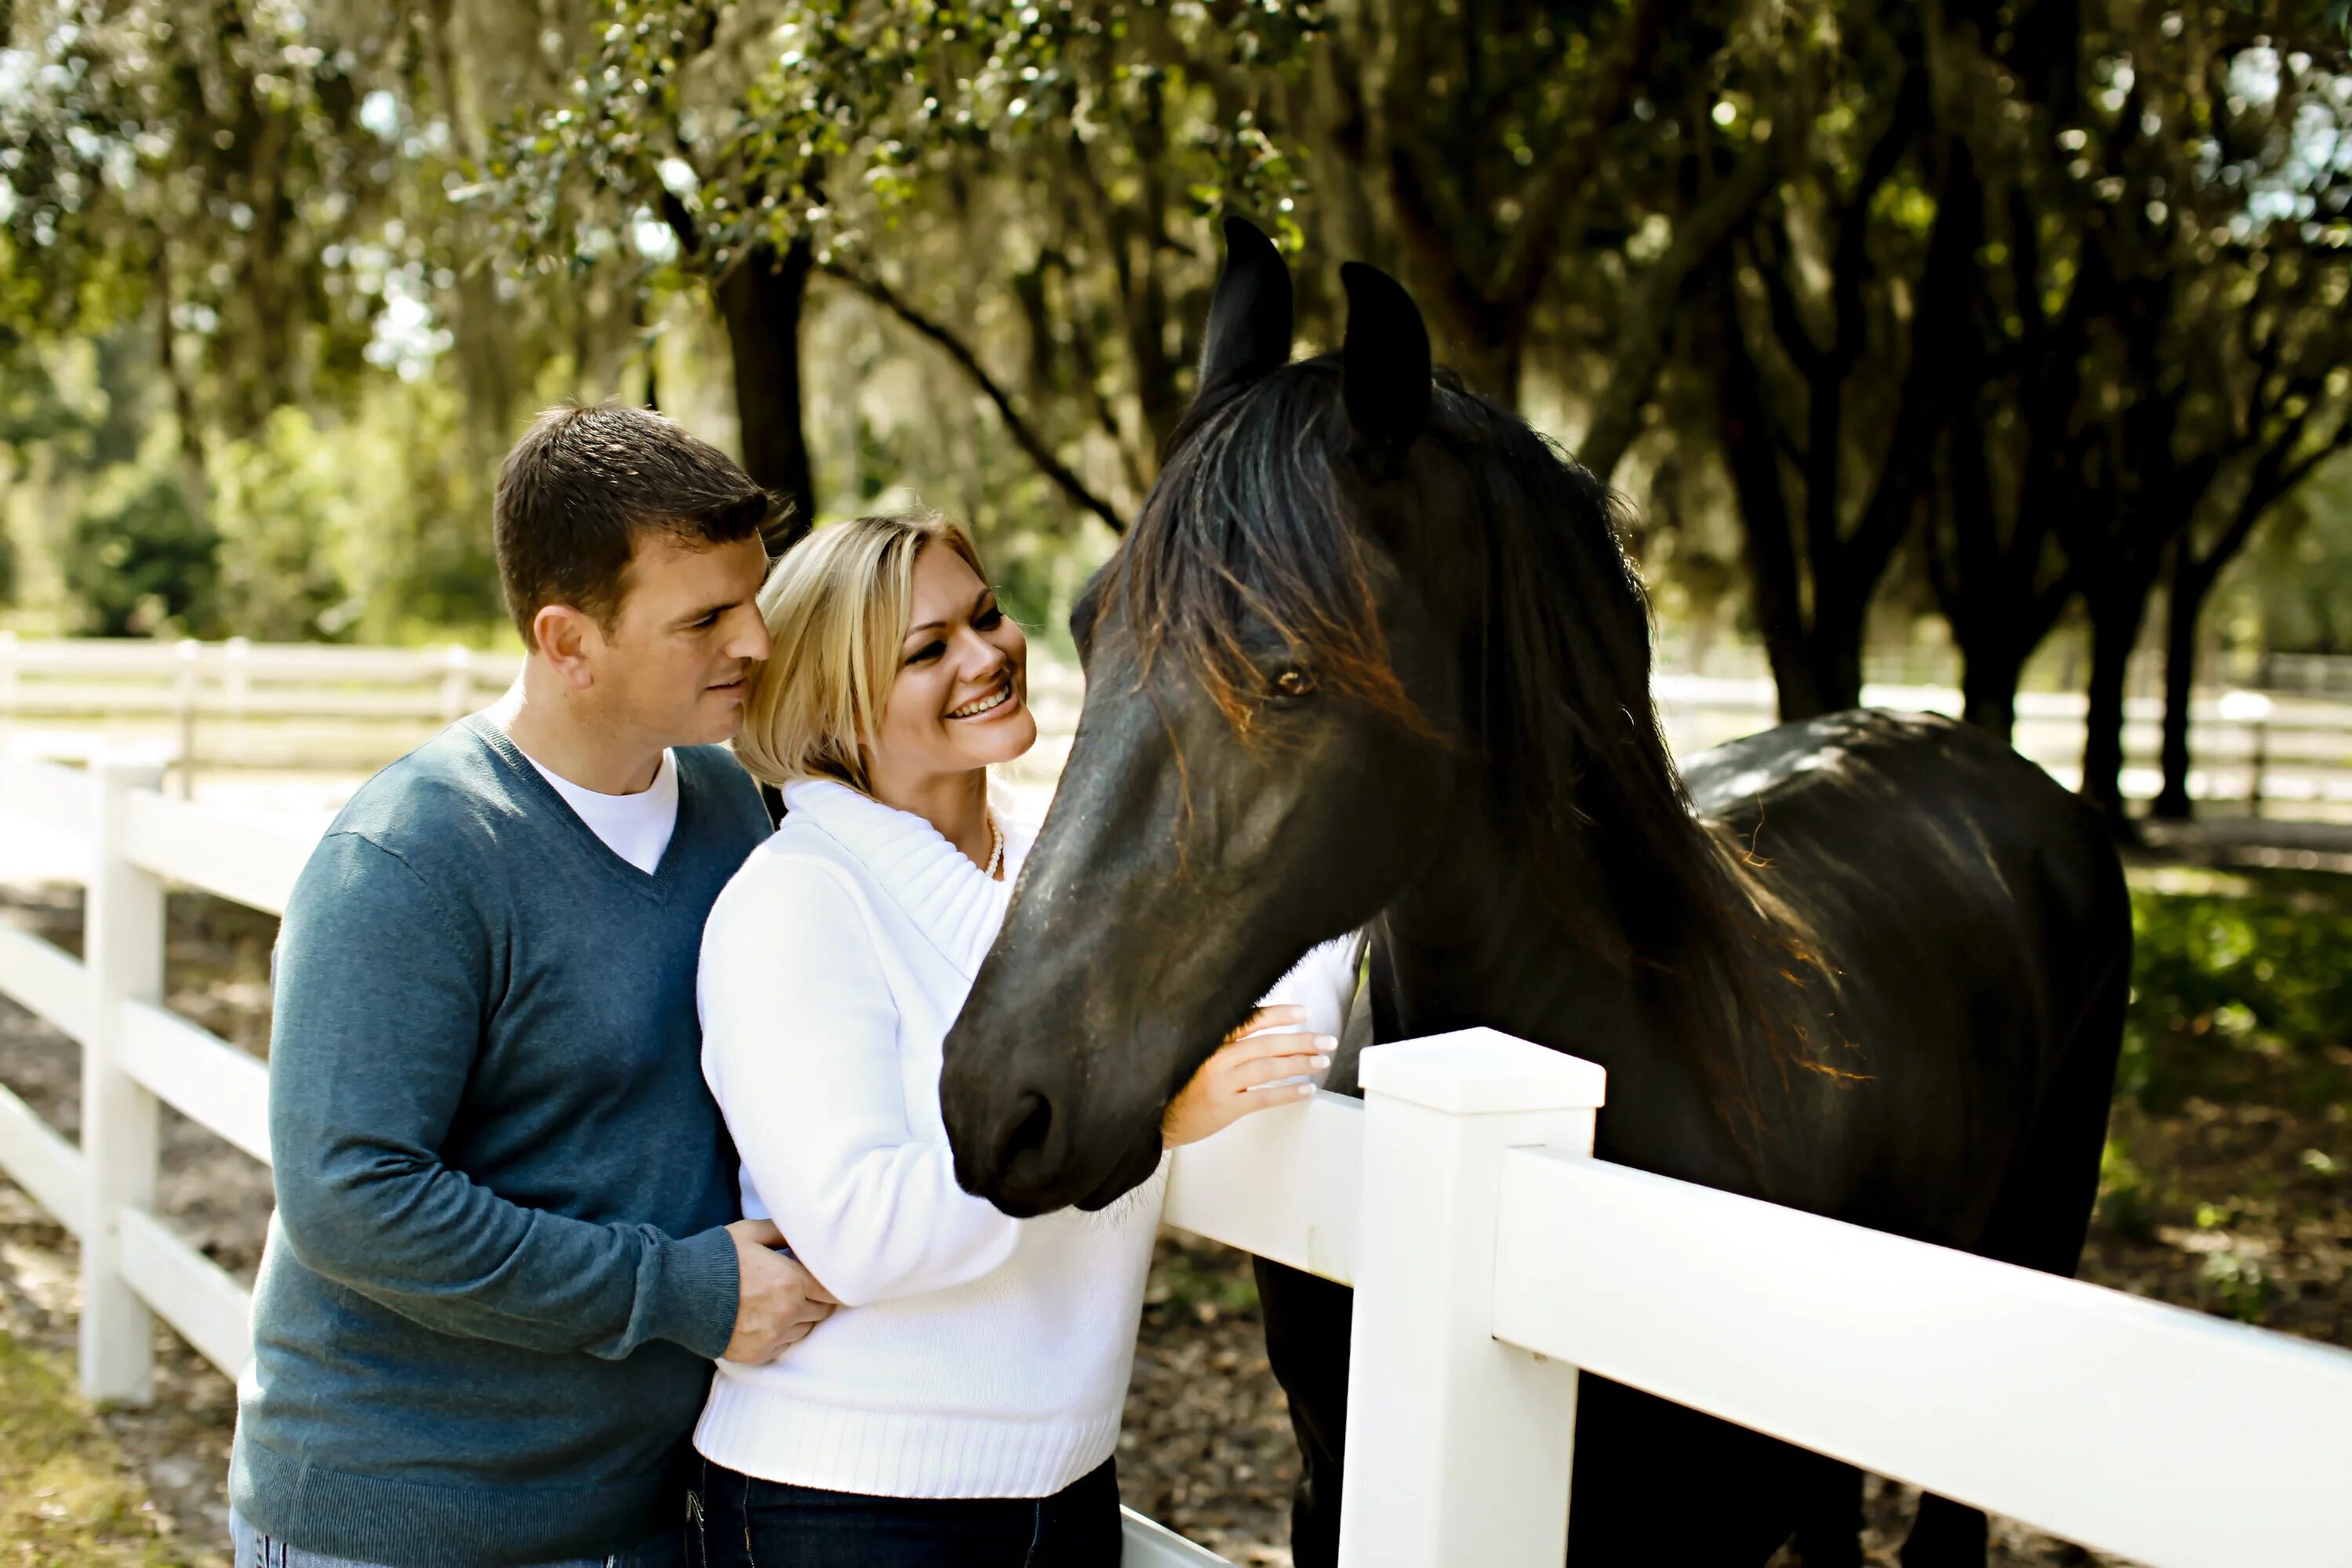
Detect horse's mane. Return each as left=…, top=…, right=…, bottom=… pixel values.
left=1115, top=358, right=1844, bottom=1140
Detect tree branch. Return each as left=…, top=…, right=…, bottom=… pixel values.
left=1490, top=0, right=1670, bottom=320
left=1573, top=136, right=1783, bottom=479
left=822, top=262, right=1128, bottom=535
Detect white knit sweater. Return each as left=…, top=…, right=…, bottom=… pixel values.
left=694, top=779, right=1356, bottom=1500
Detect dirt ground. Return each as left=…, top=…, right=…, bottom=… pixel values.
left=1, top=878, right=2345, bottom=1566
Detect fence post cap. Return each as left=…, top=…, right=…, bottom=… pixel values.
left=91, top=739, right=173, bottom=777
left=1359, top=1029, right=1606, bottom=1115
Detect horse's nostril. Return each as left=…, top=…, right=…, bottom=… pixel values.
left=996, top=1091, right=1056, bottom=1174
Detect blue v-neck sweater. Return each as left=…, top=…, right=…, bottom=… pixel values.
left=229, top=717, right=772, bottom=1568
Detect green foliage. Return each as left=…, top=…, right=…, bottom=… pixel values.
left=2122, top=868, right=2352, bottom=1112
left=209, top=409, right=354, bottom=642
left=63, top=465, right=218, bottom=637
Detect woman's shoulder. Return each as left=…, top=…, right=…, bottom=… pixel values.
left=707, top=825, right=876, bottom=939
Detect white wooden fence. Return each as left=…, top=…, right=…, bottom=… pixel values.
left=5, top=636, right=2352, bottom=817
left=0, top=634, right=521, bottom=784
left=3, top=744, right=2351, bottom=1566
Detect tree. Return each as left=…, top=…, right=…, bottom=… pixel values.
left=1702, top=7, right=1983, bottom=719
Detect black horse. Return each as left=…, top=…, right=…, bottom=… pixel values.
left=940, top=220, right=2130, bottom=1566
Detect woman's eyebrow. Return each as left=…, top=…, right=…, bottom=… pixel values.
left=905, top=587, right=994, bottom=640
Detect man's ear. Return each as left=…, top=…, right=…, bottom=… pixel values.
left=532, top=604, right=599, bottom=691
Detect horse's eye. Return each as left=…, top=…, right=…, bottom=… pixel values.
left=1275, top=668, right=1316, bottom=699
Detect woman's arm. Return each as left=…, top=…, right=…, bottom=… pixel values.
left=1260, top=933, right=1367, bottom=1044
left=699, top=854, right=1022, bottom=1308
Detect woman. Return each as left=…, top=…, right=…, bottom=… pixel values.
left=693, top=511, right=1357, bottom=1566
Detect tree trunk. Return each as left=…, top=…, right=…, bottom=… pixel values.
left=2151, top=536, right=2208, bottom=822
left=2080, top=578, right=2154, bottom=837
left=1958, top=638, right=2028, bottom=743
left=713, top=238, right=817, bottom=552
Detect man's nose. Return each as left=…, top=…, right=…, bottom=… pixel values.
left=728, top=605, right=773, bottom=663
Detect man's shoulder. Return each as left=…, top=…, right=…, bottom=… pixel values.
left=325, top=720, right=514, bottom=855
left=674, top=742, right=760, bottom=801
left=673, top=744, right=772, bottom=843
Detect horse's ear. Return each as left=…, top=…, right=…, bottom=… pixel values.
left=1340, top=261, right=1432, bottom=456
left=1196, top=216, right=1294, bottom=402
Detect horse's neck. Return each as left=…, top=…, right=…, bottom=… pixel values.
left=1376, top=800, right=1650, bottom=1067
left=1368, top=791, right=1742, bottom=1178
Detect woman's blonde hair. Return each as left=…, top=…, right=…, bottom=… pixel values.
left=734, top=510, right=991, bottom=793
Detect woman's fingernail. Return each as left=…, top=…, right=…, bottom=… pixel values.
left=1311, top=1055, right=1331, bottom=1069
left=1317, top=1036, right=1338, bottom=1051
left=1295, top=1083, right=1315, bottom=1097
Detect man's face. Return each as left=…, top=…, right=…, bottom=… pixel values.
left=586, top=532, right=773, bottom=748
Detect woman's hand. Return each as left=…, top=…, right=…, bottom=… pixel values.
left=1162, top=1006, right=1335, bottom=1148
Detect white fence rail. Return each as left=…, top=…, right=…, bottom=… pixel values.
left=0, top=635, right=521, bottom=783
left=5, top=637, right=2352, bottom=818
left=3, top=744, right=2351, bottom=1565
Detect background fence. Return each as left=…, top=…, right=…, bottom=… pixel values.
left=2, top=742, right=2350, bottom=1565
left=5, top=637, right=2350, bottom=822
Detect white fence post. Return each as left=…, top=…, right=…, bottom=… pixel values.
left=1337, top=1029, right=1606, bottom=1568
left=81, top=750, right=168, bottom=1403
left=0, top=629, right=19, bottom=731
left=439, top=645, right=475, bottom=724
left=172, top=639, right=201, bottom=799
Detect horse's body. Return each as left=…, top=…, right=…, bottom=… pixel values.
left=940, top=222, right=2130, bottom=1566
left=1262, top=707, right=2129, bottom=1566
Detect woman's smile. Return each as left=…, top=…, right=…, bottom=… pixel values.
left=946, top=678, right=1022, bottom=722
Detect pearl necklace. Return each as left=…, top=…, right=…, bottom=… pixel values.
left=983, top=810, right=1004, bottom=881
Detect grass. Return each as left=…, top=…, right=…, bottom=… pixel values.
left=2121, top=865, right=2352, bottom=1114
left=0, top=1333, right=191, bottom=1566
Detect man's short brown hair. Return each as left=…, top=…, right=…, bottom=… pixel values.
left=493, top=403, right=776, bottom=647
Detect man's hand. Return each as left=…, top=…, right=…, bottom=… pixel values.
left=721, top=1218, right=838, bottom=1364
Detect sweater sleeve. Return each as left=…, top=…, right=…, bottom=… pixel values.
left=1258, top=931, right=1366, bottom=1041
left=699, top=853, right=1022, bottom=1308
left=267, top=832, right=740, bottom=1361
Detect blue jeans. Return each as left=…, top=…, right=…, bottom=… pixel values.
left=227, top=1508, right=685, bottom=1568
left=688, top=1456, right=1121, bottom=1568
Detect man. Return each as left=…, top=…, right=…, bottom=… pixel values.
left=229, top=404, right=832, bottom=1567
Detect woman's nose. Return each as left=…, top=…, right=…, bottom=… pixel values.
left=953, top=628, right=1010, bottom=678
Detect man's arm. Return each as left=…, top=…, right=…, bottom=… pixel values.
left=266, top=831, right=739, bottom=1361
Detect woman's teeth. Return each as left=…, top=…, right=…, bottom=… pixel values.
left=949, top=685, right=1012, bottom=720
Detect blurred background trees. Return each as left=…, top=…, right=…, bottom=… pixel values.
left=6, top=0, right=2352, bottom=828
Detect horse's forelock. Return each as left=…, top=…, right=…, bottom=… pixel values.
left=1118, top=361, right=1420, bottom=735
left=1119, top=361, right=1844, bottom=1145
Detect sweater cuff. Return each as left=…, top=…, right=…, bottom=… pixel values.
left=652, top=1225, right=740, bottom=1361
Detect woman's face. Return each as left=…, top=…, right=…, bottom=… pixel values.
left=868, top=542, right=1036, bottom=791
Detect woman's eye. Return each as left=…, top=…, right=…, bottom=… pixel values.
left=908, top=641, right=946, bottom=665
left=1274, top=668, right=1316, bottom=699
left=976, top=604, right=1004, bottom=630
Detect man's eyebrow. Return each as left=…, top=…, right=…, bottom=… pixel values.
left=905, top=586, right=996, bottom=639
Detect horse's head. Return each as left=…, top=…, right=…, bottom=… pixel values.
left=942, top=219, right=1648, bottom=1214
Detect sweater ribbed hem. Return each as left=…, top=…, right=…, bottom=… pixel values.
left=692, top=1378, right=1121, bottom=1501
left=651, top=1224, right=742, bottom=1362
left=230, top=1435, right=673, bottom=1568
